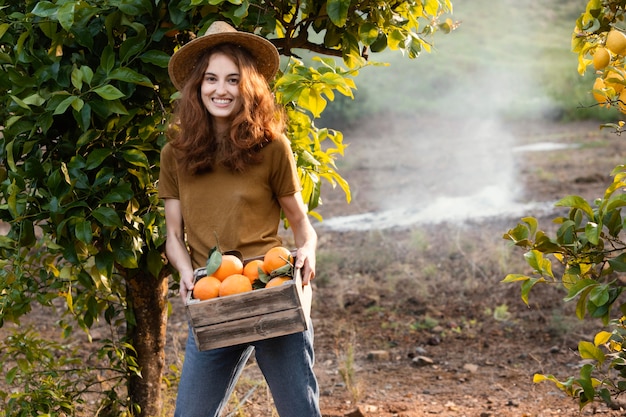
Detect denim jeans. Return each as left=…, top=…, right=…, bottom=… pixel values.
left=174, top=321, right=321, bottom=417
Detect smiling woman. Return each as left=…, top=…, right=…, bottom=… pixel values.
left=159, top=20, right=320, bottom=417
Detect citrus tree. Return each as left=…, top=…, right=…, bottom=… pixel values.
left=504, top=0, right=626, bottom=410
left=0, top=0, right=454, bottom=415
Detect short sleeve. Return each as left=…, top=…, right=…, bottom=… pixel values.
left=269, top=135, right=301, bottom=198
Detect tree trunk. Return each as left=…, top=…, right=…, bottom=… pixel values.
left=126, top=270, right=169, bottom=417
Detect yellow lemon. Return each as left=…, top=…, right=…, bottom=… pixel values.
left=593, top=77, right=610, bottom=108
left=604, top=69, right=625, bottom=94
left=606, top=30, right=626, bottom=55
left=593, top=47, right=611, bottom=70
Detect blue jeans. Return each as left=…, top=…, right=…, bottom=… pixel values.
left=174, top=322, right=321, bottom=417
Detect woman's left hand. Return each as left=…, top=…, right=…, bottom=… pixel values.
left=278, top=191, right=318, bottom=286
left=295, top=246, right=316, bottom=285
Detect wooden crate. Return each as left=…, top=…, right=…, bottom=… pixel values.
left=185, top=262, right=311, bottom=351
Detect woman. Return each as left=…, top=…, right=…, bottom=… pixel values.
left=159, top=21, right=321, bottom=417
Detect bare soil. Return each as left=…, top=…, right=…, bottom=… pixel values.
left=304, top=116, right=626, bottom=417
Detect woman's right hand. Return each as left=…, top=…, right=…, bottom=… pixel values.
left=179, top=269, right=195, bottom=303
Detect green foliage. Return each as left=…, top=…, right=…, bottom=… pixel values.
left=0, top=0, right=453, bottom=414
left=503, top=164, right=626, bottom=409
left=275, top=57, right=356, bottom=216
left=1, top=0, right=170, bottom=410
left=530, top=328, right=626, bottom=410
left=0, top=328, right=140, bottom=417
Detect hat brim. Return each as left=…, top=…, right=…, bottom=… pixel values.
left=168, top=31, right=279, bottom=90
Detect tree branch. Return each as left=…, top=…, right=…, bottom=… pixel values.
left=271, top=38, right=343, bottom=58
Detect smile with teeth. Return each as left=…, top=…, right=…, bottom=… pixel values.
left=213, top=98, right=232, bottom=105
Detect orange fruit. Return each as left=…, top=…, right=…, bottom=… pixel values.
left=243, top=259, right=266, bottom=283
left=193, top=276, right=221, bottom=300
left=218, top=274, right=253, bottom=297
left=263, top=246, right=293, bottom=273
left=213, top=254, right=244, bottom=281
left=265, top=276, right=292, bottom=288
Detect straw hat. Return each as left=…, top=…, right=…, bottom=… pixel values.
left=168, top=21, right=280, bottom=90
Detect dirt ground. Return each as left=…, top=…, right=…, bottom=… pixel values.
left=307, top=116, right=626, bottom=417
left=4, top=116, right=626, bottom=417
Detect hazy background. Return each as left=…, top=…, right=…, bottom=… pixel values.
left=315, top=0, right=612, bottom=229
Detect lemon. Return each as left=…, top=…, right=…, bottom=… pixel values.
left=593, top=77, right=610, bottom=108
left=606, top=30, right=626, bottom=55
left=604, top=69, right=625, bottom=94
left=593, top=47, right=611, bottom=70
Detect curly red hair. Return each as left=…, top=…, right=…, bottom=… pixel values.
left=167, top=43, right=285, bottom=174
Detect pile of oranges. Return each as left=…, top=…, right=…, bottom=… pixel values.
left=192, top=246, right=294, bottom=301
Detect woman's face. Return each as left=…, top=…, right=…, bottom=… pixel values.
left=200, top=52, right=243, bottom=127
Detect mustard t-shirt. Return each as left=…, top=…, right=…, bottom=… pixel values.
left=158, top=135, right=301, bottom=268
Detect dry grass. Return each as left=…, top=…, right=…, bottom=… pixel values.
left=315, top=220, right=530, bottom=313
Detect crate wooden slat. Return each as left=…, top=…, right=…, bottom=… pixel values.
left=186, top=262, right=311, bottom=351
left=192, top=305, right=307, bottom=350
